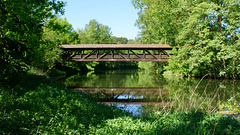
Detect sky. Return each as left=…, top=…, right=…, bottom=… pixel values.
left=62, top=0, right=140, bottom=39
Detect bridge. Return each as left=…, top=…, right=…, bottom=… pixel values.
left=60, top=44, right=172, bottom=62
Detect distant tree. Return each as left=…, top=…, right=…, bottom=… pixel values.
left=78, top=19, right=114, bottom=44
left=77, top=20, right=140, bottom=70
left=112, top=36, right=128, bottom=44
left=76, top=20, right=115, bottom=70
left=128, top=38, right=142, bottom=44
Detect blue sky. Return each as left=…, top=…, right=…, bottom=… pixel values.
left=62, top=0, right=139, bottom=39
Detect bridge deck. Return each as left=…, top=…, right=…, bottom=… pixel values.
left=61, top=44, right=172, bottom=50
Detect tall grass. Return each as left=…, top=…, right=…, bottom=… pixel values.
left=143, top=74, right=236, bottom=115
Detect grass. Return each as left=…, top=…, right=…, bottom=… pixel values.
left=0, top=73, right=240, bottom=134
left=90, top=111, right=240, bottom=134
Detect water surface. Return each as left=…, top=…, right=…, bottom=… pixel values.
left=60, top=69, right=240, bottom=117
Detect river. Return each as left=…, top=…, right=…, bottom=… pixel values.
left=59, top=69, right=240, bottom=117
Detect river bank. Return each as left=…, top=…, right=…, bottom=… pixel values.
left=1, top=73, right=240, bottom=134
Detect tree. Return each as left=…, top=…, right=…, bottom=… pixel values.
left=0, top=0, right=65, bottom=82
left=77, top=20, right=115, bottom=70
left=112, top=36, right=128, bottom=44
left=132, top=0, right=180, bottom=44
left=40, top=16, right=80, bottom=70
left=77, top=20, right=140, bottom=70
left=132, top=0, right=240, bottom=78
left=44, top=16, right=79, bottom=45
left=78, top=19, right=114, bottom=44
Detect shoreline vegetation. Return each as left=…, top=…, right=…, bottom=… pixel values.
left=1, top=0, right=240, bottom=134
left=1, top=72, right=240, bottom=134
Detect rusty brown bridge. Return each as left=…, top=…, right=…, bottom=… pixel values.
left=60, top=44, right=173, bottom=62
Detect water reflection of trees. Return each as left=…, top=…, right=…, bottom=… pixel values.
left=64, top=69, right=164, bottom=88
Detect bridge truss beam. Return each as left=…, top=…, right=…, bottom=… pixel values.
left=61, top=44, right=172, bottom=62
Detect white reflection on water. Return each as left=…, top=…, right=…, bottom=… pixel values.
left=114, top=94, right=144, bottom=99
left=112, top=94, right=144, bottom=116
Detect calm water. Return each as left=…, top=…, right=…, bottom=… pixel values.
left=60, top=69, right=240, bottom=117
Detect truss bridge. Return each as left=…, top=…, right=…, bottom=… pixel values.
left=60, top=44, right=173, bottom=62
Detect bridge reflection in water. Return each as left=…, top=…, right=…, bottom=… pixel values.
left=72, top=87, right=171, bottom=116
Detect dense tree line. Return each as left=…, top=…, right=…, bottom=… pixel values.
left=4, top=0, right=239, bottom=83
left=0, top=0, right=140, bottom=84
left=132, top=0, right=240, bottom=78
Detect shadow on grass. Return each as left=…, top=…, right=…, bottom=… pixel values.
left=0, top=74, right=126, bottom=134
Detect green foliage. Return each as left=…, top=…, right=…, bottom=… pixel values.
left=40, top=16, right=81, bottom=70
left=47, top=68, right=66, bottom=78
left=221, top=95, right=240, bottom=113
left=75, top=19, right=139, bottom=71
left=90, top=111, right=240, bottom=134
left=78, top=19, right=114, bottom=44
left=0, top=0, right=65, bottom=82
left=112, top=36, right=129, bottom=44
left=132, top=0, right=179, bottom=44
left=133, top=0, right=240, bottom=78
left=128, top=38, right=142, bottom=44
left=44, top=16, right=79, bottom=45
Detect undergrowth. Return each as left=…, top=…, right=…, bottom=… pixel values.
left=0, top=73, right=240, bottom=134
left=0, top=74, right=125, bottom=134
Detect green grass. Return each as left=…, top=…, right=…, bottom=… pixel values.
left=90, top=111, right=240, bottom=135
left=0, top=73, right=240, bottom=134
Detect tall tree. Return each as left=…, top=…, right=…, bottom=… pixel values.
left=0, top=0, right=65, bottom=82
left=133, top=0, right=240, bottom=78
left=132, top=0, right=181, bottom=44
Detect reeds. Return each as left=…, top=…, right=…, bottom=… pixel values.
left=143, top=74, right=239, bottom=117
